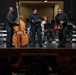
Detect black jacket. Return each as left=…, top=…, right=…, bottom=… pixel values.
left=55, top=12, right=68, bottom=27
left=29, top=13, right=41, bottom=26
left=6, top=12, right=16, bottom=28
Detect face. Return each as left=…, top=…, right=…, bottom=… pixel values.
left=9, top=7, right=14, bottom=12
left=43, top=16, right=47, bottom=21
left=33, top=9, right=37, bottom=14
left=45, top=17, right=47, bottom=21
left=57, top=9, right=62, bottom=14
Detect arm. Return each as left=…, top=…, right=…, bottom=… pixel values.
left=29, top=15, right=32, bottom=23
left=41, top=21, right=46, bottom=28
left=29, top=14, right=37, bottom=24
left=37, top=15, right=41, bottom=22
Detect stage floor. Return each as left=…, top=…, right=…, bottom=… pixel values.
left=0, top=41, right=76, bottom=49
left=0, top=42, right=76, bottom=59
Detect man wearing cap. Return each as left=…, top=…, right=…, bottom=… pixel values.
left=55, top=8, right=68, bottom=47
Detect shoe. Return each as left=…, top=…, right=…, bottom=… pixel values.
left=7, top=46, right=11, bottom=47
left=57, top=45, right=62, bottom=47
left=61, top=45, right=65, bottom=48
left=39, top=45, right=43, bottom=47
left=7, top=45, right=11, bottom=47
left=11, top=45, right=15, bottom=47
left=44, top=41, right=48, bottom=44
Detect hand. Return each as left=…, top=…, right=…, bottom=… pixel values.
left=67, top=22, right=70, bottom=25
left=16, top=22, right=20, bottom=24
left=73, top=25, right=76, bottom=28
left=15, top=20, right=18, bottom=23
left=15, top=19, right=19, bottom=24
left=60, top=21, right=64, bottom=24
left=32, top=20, right=34, bottom=23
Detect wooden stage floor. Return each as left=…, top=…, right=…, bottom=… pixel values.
left=0, top=42, right=76, bottom=64
left=0, top=42, right=76, bottom=55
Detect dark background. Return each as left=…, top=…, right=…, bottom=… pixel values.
left=0, top=0, right=76, bottom=23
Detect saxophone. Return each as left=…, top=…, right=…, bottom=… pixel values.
left=58, top=21, right=63, bottom=29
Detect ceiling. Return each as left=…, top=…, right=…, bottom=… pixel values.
left=20, top=0, right=64, bottom=1
left=20, top=0, right=63, bottom=7
left=21, top=3, right=55, bottom=7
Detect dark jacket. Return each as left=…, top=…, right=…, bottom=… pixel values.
left=55, top=12, right=68, bottom=27
left=29, top=13, right=41, bottom=27
left=6, top=12, right=16, bottom=28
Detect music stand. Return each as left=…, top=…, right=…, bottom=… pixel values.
left=44, top=23, right=54, bottom=30
left=67, top=24, right=73, bottom=30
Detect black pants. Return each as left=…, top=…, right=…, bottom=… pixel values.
left=58, top=29, right=64, bottom=46
left=58, top=26, right=72, bottom=46
left=6, top=25, right=13, bottom=47
left=31, top=25, right=42, bottom=46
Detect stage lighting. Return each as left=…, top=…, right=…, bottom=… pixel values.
left=44, top=0, right=48, bottom=2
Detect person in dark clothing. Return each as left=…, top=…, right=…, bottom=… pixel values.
left=29, top=9, right=43, bottom=47
left=55, top=8, right=68, bottom=47
left=6, top=7, right=19, bottom=47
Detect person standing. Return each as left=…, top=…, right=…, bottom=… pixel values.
left=29, top=9, right=43, bottom=47
left=55, top=8, right=68, bottom=47
left=6, top=7, right=19, bottom=47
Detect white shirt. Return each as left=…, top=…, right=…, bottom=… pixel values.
left=41, top=21, right=46, bottom=31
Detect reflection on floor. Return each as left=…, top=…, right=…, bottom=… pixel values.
left=0, top=41, right=76, bottom=49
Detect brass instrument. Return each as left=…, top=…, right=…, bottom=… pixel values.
left=43, top=21, right=63, bottom=33
left=58, top=24, right=63, bottom=29
left=57, top=21, right=63, bottom=29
